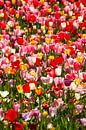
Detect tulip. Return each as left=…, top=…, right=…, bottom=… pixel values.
left=80, top=118, right=86, bottom=126
left=14, top=122, right=24, bottom=130
left=5, top=109, right=19, bottom=122
left=11, top=0, right=16, bottom=5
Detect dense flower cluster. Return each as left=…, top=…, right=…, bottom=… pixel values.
left=0, top=0, right=86, bottom=130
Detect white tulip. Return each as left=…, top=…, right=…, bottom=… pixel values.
left=75, top=93, right=80, bottom=100
left=24, top=92, right=31, bottom=98
left=70, top=82, right=77, bottom=90
left=55, top=66, right=62, bottom=76
left=0, top=91, right=9, bottom=98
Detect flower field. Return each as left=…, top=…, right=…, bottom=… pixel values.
left=0, top=0, right=86, bottom=130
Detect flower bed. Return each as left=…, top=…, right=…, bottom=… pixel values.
left=0, top=0, right=86, bottom=130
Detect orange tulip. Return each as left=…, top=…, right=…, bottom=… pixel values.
left=35, top=87, right=43, bottom=95
left=11, top=68, right=16, bottom=74
left=6, top=67, right=16, bottom=74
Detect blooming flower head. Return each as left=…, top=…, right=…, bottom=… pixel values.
left=5, top=109, right=19, bottom=122
left=14, top=122, right=24, bottom=130
left=16, top=85, right=23, bottom=93
left=80, top=118, right=86, bottom=127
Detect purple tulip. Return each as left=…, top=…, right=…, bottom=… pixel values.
left=64, top=79, right=71, bottom=86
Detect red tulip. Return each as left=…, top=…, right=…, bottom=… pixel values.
left=14, top=122, right=24, bottom=130
left=0, top=0, right=4, bottom=6
left=5, top=109, right=18, bottom=122
left=48, top=69, right=56, bottom=78
left=10, top=8, right=15, bottom=15
left=79, top=22, right=86, bottom=28
left=80, top=0, right=86, bottom=5
left=66, top=73, right=76, bottom=81
left=50, top=0, right=55, bottom=3
left=5, top=1, right=11, bottom=7
left=68, top=46, right=75, bottom=55
left=50, top=57, right=64, bottom=67
left=3, top=11, right=8, bottom=19
left=83, top=73, right=86, bottom=81
left=42, top=104, right=49, bottom=109
left=64, top=33, right=71, bottom=40
left=24, top=0, right=28, bottom=3
left=74, top=12, right=80, bottom=18
left=41, top=9, right=47, bottom=16
left=30, top=15, right=36, bottom=23
left=17, top=37, right=24, bottom=45
left=84, top=14, right=86, bottom=21
left=0, top=21, right=6, bottom=29
left=55, top=12, right=60, bottom=19
left=55, top=57, right=64, bottom=65
left=52, top=83, right=63, bottom=91
left=74, top=62, right=81, bottom=71
left=12, top=60, right=20, bottom=70
left=23, top=81, right=37, bottom=93
left=69, top=0, right=74, bottom=2
left=45, top=19, right=53, bottom=27
left=65, top=21, right=74, bottom=32
left=33, top=0, right=39, bottom=7
left=75, top=2, right=80, bottom=7
left=23, top=83, right=30, bottom=93
left=53, top=4, right=59, bottom=11
left=50, top=60, right=57, bottom=67
left=36, top=58, right=41, bottom=66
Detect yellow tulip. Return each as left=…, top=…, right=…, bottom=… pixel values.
left=60, top=11, right=64, bottom=15
left=48, top=29, right=53, bottom=34
left=64, top=13, right=67, bottom=17
left=47, top=8, right=52, bottom=13
left=11, top=0, right=16, bottom=4
left=0, top=35, right=4, bottom=40
left=81, top=82, right=86, bottom=87
left=74, top=78, right=81, bottom=85
left=72, top=16, right=76, bottom=19
left=45, top=38, right=51, bottom=44
left=6, top=67, right=16, bottom=74
left=81, top=34, right=86, bottom=38
left=16, top=26, right=21, bottom=29
left=20, top=64, right=28, bottom=71
left=48, top=56, right=55, bottom=60
left=42, top=111, right=48, bottom=117
left=30, top=40, right=38, bottom=45
left=23, top=122, right=27, bottom=127
left=16, top=85, right=23, bottom=93
left=40, top=0, right=45, bottom=2
left=30, top=70, right=36, bottom=78
left=64, top=49, right=71, bottom=55
left=37, top=53, right=43, bottom=59
left=16, top=13, right=19, bottom=19
left=76, top=56, right=83, bottom=63
left=6, top=67, right=12, bottom=74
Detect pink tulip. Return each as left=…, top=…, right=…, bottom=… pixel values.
left=80, top=118, right=86, bottom=126
left=76, top=104, right=83, bottom=113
